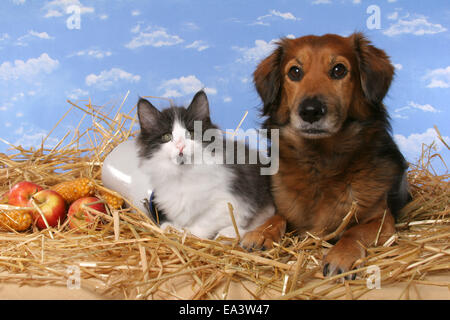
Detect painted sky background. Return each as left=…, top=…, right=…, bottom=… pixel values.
left=0, top=0, right=449, bottom=173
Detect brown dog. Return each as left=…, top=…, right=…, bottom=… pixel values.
left=241, top=33, right=410, bottom=278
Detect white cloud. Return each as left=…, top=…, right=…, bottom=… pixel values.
left=69, top=48, right=112, bottom=59
left=394, top=101, right=440, bottom=118
left=13, top=126, right=59, bottom=149
left=233, top=39, right=278, bottom=64
left=394, top=128, right=449, bottom=162
left=312, top=0, right=331, bottom=4
left=183, top=22, right=200, bottom=30
left=408, top=101, right=440, bottom=113
left=251, top=20, right=270, bottom=27
left=394, top=106, right=411, bottom=114
left=223, top=96, right=232, bottom=103
left=0, top=91, right=30, bottom=112
left=42, top=0, right=94, bottom=18
left=392, top=113, right=408, bottom=120
left=394, top=63, right=403, bottom=70
left=67, top=88, right=88, bottom=100
left=423, top=66, right=450, bottom=88
left=0, top=100, right=8, bottom=111
left=14, top=126, right=23, bottom=135
left=383, top=15, right=447, bottom=36
left=0, top=53, right=59, bottom=81
left=0, top=33, right=9, bottom=41
left=15, top=30, right=54, bottom=46
left=253, top=9, right=300, bottom=26
left=130, top=23, right=142, bottom=34
left=44, top=10, right=63, bottom=18
left=125, top=27, right=183, bottom=49
left=185, top=40, right=209, bottom=52
left=269, top=10, right=298, bottom=20
left=11, top=92, right=25, bottom=102
left=29, top=30, right=52, bottom=39
left=99, top=14, right=108, bottom=20
left=387, top=12, right=399, bottom=20
left=159, top=75, right=217, bottom=98
left=85, top=68, right=141, bottom=90
left=131, top=10, right=141, bottom=16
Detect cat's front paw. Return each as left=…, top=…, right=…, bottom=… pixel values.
left=159, top=222, right=179, bottom=234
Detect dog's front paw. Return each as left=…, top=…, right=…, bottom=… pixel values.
left=240, top=215, right=286, bottom=251
left=241, top=230, right=275, bottom=251
left=241, top=227, right=285, bottom=251
left=322, top=239, right=365, bottom=280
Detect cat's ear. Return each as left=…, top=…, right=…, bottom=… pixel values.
left=137, top=98, right=161, bottom=132
left=187, top=90, right=210, bottom=120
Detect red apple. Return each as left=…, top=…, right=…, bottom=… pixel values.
left=8, top=181, right=44, bottom=207
left=31, top=190, right=67, bottom=229
left=68, top=197, right=107, bottom=230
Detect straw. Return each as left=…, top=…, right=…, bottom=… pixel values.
left=0, top=92, right=448, bottom=300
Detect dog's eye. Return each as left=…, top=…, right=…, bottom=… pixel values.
left=330, top=63, right=347, bottom=79
left=288, top=66, right=303, bottom=81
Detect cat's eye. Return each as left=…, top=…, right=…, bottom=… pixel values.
left=185, top=130, right=195, bottom=139
left=161, top=133, right=172, bottom=143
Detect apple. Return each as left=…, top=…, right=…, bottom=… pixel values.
left=8, top=181, right=44, bottom=207
left=31, top=190, right=67, bottom=229
left=68, top=197, right=107, bottom=230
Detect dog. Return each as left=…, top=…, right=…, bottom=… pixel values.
left=241, top=33, right=410, bottom=279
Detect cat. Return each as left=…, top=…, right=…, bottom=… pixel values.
left=136, top=90, right=276, bottom=240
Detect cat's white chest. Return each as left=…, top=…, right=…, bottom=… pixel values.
left=151, top=163, right=235, bottom=226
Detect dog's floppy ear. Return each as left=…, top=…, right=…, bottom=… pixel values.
left=351, top=33, right=394, bottom=105
left=253, top=44, right=284, bottom=116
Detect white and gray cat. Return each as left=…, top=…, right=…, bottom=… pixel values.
left=136, top=90, right=275, bottom=240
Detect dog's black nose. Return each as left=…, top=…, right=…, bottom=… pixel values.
left=299, top=98, right=327, bottom=124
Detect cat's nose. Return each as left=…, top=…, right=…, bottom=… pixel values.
left=176, top=141, right=185, bottom=154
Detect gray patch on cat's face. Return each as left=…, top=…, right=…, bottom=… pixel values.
left=137, top=90, right=218, bottom=160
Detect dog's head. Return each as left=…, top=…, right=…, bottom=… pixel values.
left=254, top=33, right=394, bottom=139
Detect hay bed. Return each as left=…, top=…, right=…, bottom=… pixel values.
left=0, top=95, right=448, bottom=300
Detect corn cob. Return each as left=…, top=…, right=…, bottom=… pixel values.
left=98, top=190, right=124, bottom=209
left=0, top=192, right=8, bottom=204
left=51, top=177, right=95, bottom=204
left=0, top=209, right=33, bottom=231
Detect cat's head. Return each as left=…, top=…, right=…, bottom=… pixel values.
left=137, top=90, right=219, bottom=166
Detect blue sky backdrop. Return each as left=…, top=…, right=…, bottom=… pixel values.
left=0, top=0, right=449, bottom=172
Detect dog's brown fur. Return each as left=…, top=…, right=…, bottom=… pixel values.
left=241, top=33, right=410, bottom=278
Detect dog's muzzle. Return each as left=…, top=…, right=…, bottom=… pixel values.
left=298, top=97, right=327, bottom=124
